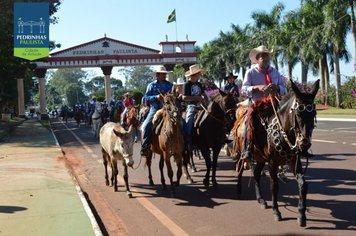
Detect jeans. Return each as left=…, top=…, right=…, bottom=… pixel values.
left=141, top=107, right=159, bottom=150
left=185, top=105, right=197, bottom=146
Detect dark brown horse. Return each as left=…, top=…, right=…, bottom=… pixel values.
left=145, top=93, right=192, bottom=196
left=192, top=90, right=236, bottom=187
left=73, top=108, right=82, bottom=127
left=231, top=79, right=319, bottom=227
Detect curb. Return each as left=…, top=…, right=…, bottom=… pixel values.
left=49, top=120, right=103, bottom=236
left=317, top=117, right=356, bottom=122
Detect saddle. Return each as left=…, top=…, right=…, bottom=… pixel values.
left=152, top=109, right=165, bottom=135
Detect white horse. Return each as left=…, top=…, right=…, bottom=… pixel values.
left=92, top=103, right=103, bottom=138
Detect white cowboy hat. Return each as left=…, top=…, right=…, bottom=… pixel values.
left=150, top=66, right=169, bottom=77
left=185, top=64, right=206, bottom=77
left=173, top=77, right=185, bottom=85
left=249, top=45, right=274, bottom=64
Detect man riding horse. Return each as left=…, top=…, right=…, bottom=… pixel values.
left=240, top=45, right=287, bottom=168
left=140, top=66, right=173, bottom=157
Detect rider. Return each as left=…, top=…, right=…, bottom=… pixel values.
left=223, top=72, right=240, bottom=103
left=121, top=92, right=134, bottom=126
left=241, top=45, right=287, bottom=165
left=182, top=64, right=206, bottom=150
left=140, top=66, right=173, bottom=157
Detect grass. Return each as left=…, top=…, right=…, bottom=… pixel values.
left=317, top=107, right=356, bottom=118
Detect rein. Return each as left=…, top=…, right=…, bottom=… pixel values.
left=199, top=103, right=224, bottom=123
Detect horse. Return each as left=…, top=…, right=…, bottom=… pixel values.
left=231, top=79, right=320, bottom=227
left=92, top=103, right=103, bottom=138
left=192, top=90, right=236, bottom=187
left=125, top=106, right=140, bottom=142
left=110, top=102, right=124, bottom=123
left=145, top=93, right=193, bottom=196
left=73, top=107, right=83, bottom=127
left=101, top=105, right=110, bottom=125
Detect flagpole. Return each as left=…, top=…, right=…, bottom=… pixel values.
left=175, top=20, right=178, bottom=41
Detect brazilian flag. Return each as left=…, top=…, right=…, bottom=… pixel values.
left=167, top=9, right=176, bottom=23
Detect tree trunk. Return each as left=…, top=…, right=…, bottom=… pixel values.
left=323, top=54, right=330, bottom=106
left=301, top=62, right=308, bottom=84
left=349, top=0, right=356, bottom=77
left=333, top=49, right=342, bottom=107
left=288, top=63, right=293, bottom=82
left=319, top=59, right=325, bottom=104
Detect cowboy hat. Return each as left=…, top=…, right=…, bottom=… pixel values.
left=124, top=92, right=131, bottom=97
left=249, top=45, right=273, bottom=64
left=185, top=64, right=206, bottom=77
left=150, top=65, right=168, bottom=77
left=173, top=77, right=185, bottom=85
left=225, top=72, right=238, bottom=80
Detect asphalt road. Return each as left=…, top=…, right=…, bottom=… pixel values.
left=50, top=118, right=356, bottom=236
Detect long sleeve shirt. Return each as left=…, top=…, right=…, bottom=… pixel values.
left=241, top=64, right=286, bottom=101
left=144, top=80, right=173, bottom=109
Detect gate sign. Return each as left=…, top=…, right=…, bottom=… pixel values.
left=14, top=2, right=49, bottom=60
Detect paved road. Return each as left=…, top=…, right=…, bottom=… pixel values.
left=51, top=118, right=356, bottom=236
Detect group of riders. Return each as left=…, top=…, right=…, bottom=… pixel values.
left=60, top=45, right=311, bottom=169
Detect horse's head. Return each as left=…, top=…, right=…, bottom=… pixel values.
left=162, top=93, right=180, bottom=123
left=126, top=106, right=138, bottom=127
left=290, top=79, right=320, bottom=153
left=214, top=90, right=237, bottom=132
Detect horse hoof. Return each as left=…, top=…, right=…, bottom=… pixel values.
left=127, top=192, right=133, bottom=198
left=149, top=180, right=154, bottom=186
left=114, top=187, right=118, bottom=192
left=212, top=181, right=218, bottom=186
left=298, top=217, right=306, bottom=227
left=203, top=179, right=209, bottom=187
left=274, top=213, right=282, bottom=221
left=105, top=180, right=109, bottom=186
left=192, top=168, right=197, bottom=173
left=260, top=202, right=268, bottom=209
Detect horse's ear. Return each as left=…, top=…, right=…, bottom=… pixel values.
left=290, top=79, right=303, bottom=98
left=310, top=79, right=320, bottom=98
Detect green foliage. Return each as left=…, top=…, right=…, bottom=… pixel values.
left=119, top=66, right=154, bottom=94
left=340, top=77, right=356, bottom=108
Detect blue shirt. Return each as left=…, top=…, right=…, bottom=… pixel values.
left=144, top=80, right=173, bottom=109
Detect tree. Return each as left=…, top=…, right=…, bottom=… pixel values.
left=119, top=66, right=154, bottom=94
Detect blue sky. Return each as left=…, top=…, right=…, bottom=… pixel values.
left=50, top=0, right=354, bottom=83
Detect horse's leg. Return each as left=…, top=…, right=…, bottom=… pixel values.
left=269, top=163, right=282, bottom=221
left=102, top=149, right=110, bottom=186
left=159, top=155, right=166, bottom=190
left=146, top=153, right=154, bottom=186
left=112, top=160, right=118, bottom=192
left=189, top=148, right=197, bottom=172
left=164, top=154, right=175, bottom=197
left=236, top=160, right=244, bottom=198
left=174, top=154, right=183, bottom=187
left=182, top=149, right=194, bottom=184
left=211, top=147, right=220, bottom=186
left=291, top=157, right=308, bottom=227
left=201, top=148, right=211, bottom=187
left=122, top=160, right=132, bottom=198
left=254, top=162, right=267, bottom=209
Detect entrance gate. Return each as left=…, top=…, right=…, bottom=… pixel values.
left=16, top=36, right=198, bottom=119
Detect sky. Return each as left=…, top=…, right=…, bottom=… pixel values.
left=49, top=0, right=354, bottom=83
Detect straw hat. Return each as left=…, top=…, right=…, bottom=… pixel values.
left=173, top=77, right=185, bottom=85
left=185, top=64, right=206, bottom=77
left=124, top=92, right=131, bottom=97
left=150, top=66, right=168, bottom=77
left=249, top=45, right=273, bottom=64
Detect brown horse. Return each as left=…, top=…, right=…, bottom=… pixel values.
left=126, top=106, right=139, bottom=128
left=73, top=108, right=82, bottom=127
left=192, top=90, right=237, bottom=187
left=231, top=79, right=319, bottom=227
left=145, top=93, right=192, bottom=196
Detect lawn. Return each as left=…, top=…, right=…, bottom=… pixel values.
left=317, top=107, right=356, bottom=118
